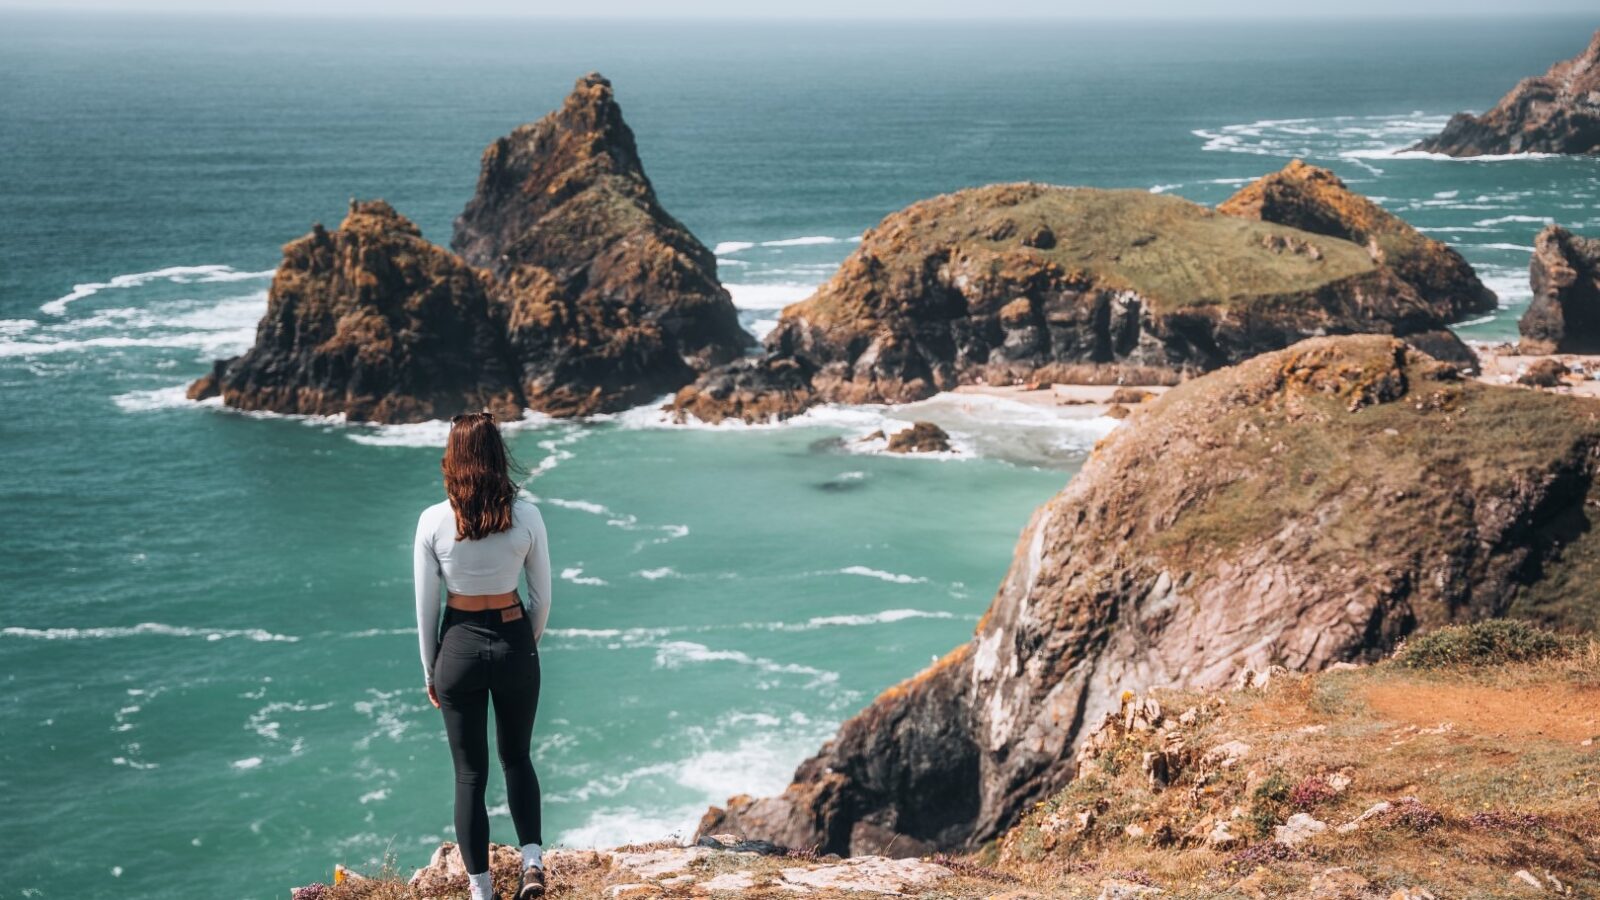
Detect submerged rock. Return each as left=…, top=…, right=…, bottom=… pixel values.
left=187, top=201, right=523, bottom=424
left=453, top=72, right=751, bottom=372
left=671, top=182, right=1474, bottom=424
left=1218, top=159, right=1496, bottom=320
left=1519, top=224, right=1600, bottom=355
left=699, top=335, right=1600, bottom=855
left=1413, top=30, right=1600, bottom=157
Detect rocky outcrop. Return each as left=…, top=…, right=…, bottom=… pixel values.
left=700, top=335, right=1600, bottom=856
left=1413, top=30, right=1600, bottom=157
left=671, top=183, right=1474, bottom=424
left=887, top=422, right=952, bottom=454
left=193, top=74, right=747, bottom=424
left=453, top=72, right=750, bottom=371
left=1519, top=224, right=1600, bottom=354
left=187, top=201, right=523, bottom=423
left=1218, top=159, right=1496, bottom=320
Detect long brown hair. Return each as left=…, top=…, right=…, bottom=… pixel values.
left=441, top=412, right=527, bottom=541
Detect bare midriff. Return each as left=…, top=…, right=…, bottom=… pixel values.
left=445, top=589, right=520, bottom=612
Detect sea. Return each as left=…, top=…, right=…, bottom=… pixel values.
left=1, top=12, right=1596, bottom=899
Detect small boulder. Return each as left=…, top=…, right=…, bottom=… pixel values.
left=1273, top=812, right=1328, bottom=847
left=1518, top=358, right=1570, bottom=388
left=886, top=421, right=953, bottom=454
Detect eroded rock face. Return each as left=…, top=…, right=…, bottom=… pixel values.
left=187, top=201, right=523, bottom=424
left=193, top=74, right=747, bottom=423
left=453, top=72, right=751, bottom=371
left=1218, top=159, right=1496, bottom=320
left=1520, top=224, right=1600, bottom=354
left=700, top=335, right=1600, bottom=856
left=1413, top=30, right=1600, bottom=157
left=671, top=183, right=1474, bottom=424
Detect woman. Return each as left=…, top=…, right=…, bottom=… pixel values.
left=414, top=412, right=553, bottom=900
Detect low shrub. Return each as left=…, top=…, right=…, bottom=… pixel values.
left=1393, top=620, right=1573, bottom=669
left=1288, top=775, right=1338, bottom=808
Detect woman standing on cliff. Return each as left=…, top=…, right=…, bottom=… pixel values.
left=414, top=412, right=553, bottom=900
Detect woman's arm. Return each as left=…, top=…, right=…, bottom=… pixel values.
left=414, top=510, right=443, bottom=686
left=524, top=504, right=553, bottom=643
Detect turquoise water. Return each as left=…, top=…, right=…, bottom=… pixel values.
left=2, top=13, right=1598, bottom=899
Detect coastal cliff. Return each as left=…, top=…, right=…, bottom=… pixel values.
left=302, top=627, right=1600, bottom=899
left=1413, top=29, right=1600, bottom=157
left=699, top=334, right=1600, bottom=857
left=673, top=183, right=1475, bottom=424
left=1218, top=159, right=1497, bottom=321
left=191, top=74, right=744, bottom=423
left=1520, top=223, right=1600, bottom=354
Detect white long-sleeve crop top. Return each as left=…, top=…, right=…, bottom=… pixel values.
left=413, top=497, right=552, bottom=685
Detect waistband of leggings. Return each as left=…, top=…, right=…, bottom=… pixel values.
left=443, top=602, right=527, bottom=625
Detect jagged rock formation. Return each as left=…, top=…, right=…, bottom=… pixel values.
left=1413, top=30, right=1600, bottom=157
left=1519, top=224, right=1600, bottom=354
left=187, top=201, right=523, bottom=423
left=671, top=184, right=1474, bottom=424
left=700, top=335, right=1600, bottom=857
left=1218, top=159, right=1496, bottom=320
left=192, top=74, right=747, bottom=423
left=453, top=72, right=750, bottom=371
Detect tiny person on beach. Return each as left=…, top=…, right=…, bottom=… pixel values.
left=414, top=412, right=553, bottom=900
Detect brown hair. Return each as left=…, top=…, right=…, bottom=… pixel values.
left=441, top=412, right=527, bottom=541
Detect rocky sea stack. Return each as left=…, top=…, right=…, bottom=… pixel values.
left=673, top=181, right=1476, bottom=424
left=1413, top=29, right=1600, bottom=157
left=191, top=73, right=748, bottom=423
left=700, top=335, right=1600, bottom=857
left=187, top=200, right=522, bottom=423
left=452, top=72, right=750, bottom=374
left=1519, top=223, right=1600, bottom=354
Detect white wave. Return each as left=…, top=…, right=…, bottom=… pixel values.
left=1414, top=226, right=1500, bottom=233
left=836, top=471, right=866, bottom=481
left=560, top=567, right=608, bottom=586
left=0, top=319, right=37, bottom=336
left=555, top=805, right=702, bottom=848
left=231, top=757, right=264, bottom=770
left=837, top=565, right=928, bottom=585
left=0, top=330, right=254, bottom=360
left=1433, top=190, right=1459, bottom=199
left=41, top=265, right=274, bottom=316
left=544, top=497, right=610, bottom=515
left=1148, top=183, right=1182, bottom=194
left=1453, top=314, right=1500, bottom=328
left=637, top=567, right=678, bottom=580
left=712, top=241, right=755, bottom=255
left=653, top=640, right=838, bottom=682
left=343, top=410, right=559, bottom=448
left=111, top=385, right=191, bottom=412
left=2, top=623, right=298, bottom=642
left=761, top=235, right=842, bottom=247
left=750, top=317, right=780, bottom=339
left=797, top=609, right=955, bottom=628
left=1463, top=243, right=1536, bottom=252
left=725, top=282, right=817, bottom=310
left=1474, top=214, right=1553, bottom=227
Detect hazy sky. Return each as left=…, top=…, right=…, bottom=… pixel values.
left=2, top=0, right=1594, bottom=17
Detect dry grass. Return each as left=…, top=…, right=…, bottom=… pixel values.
left=997, top=635, right=1600, bottom=898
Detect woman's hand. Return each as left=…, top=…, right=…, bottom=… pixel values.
left=426, top=683, right=440, bottom=709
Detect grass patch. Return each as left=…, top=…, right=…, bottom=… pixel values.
left=1394, top=620, right=1576, bottom=669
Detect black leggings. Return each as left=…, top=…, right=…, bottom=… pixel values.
left=433, top=602, right=543, bottom=875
